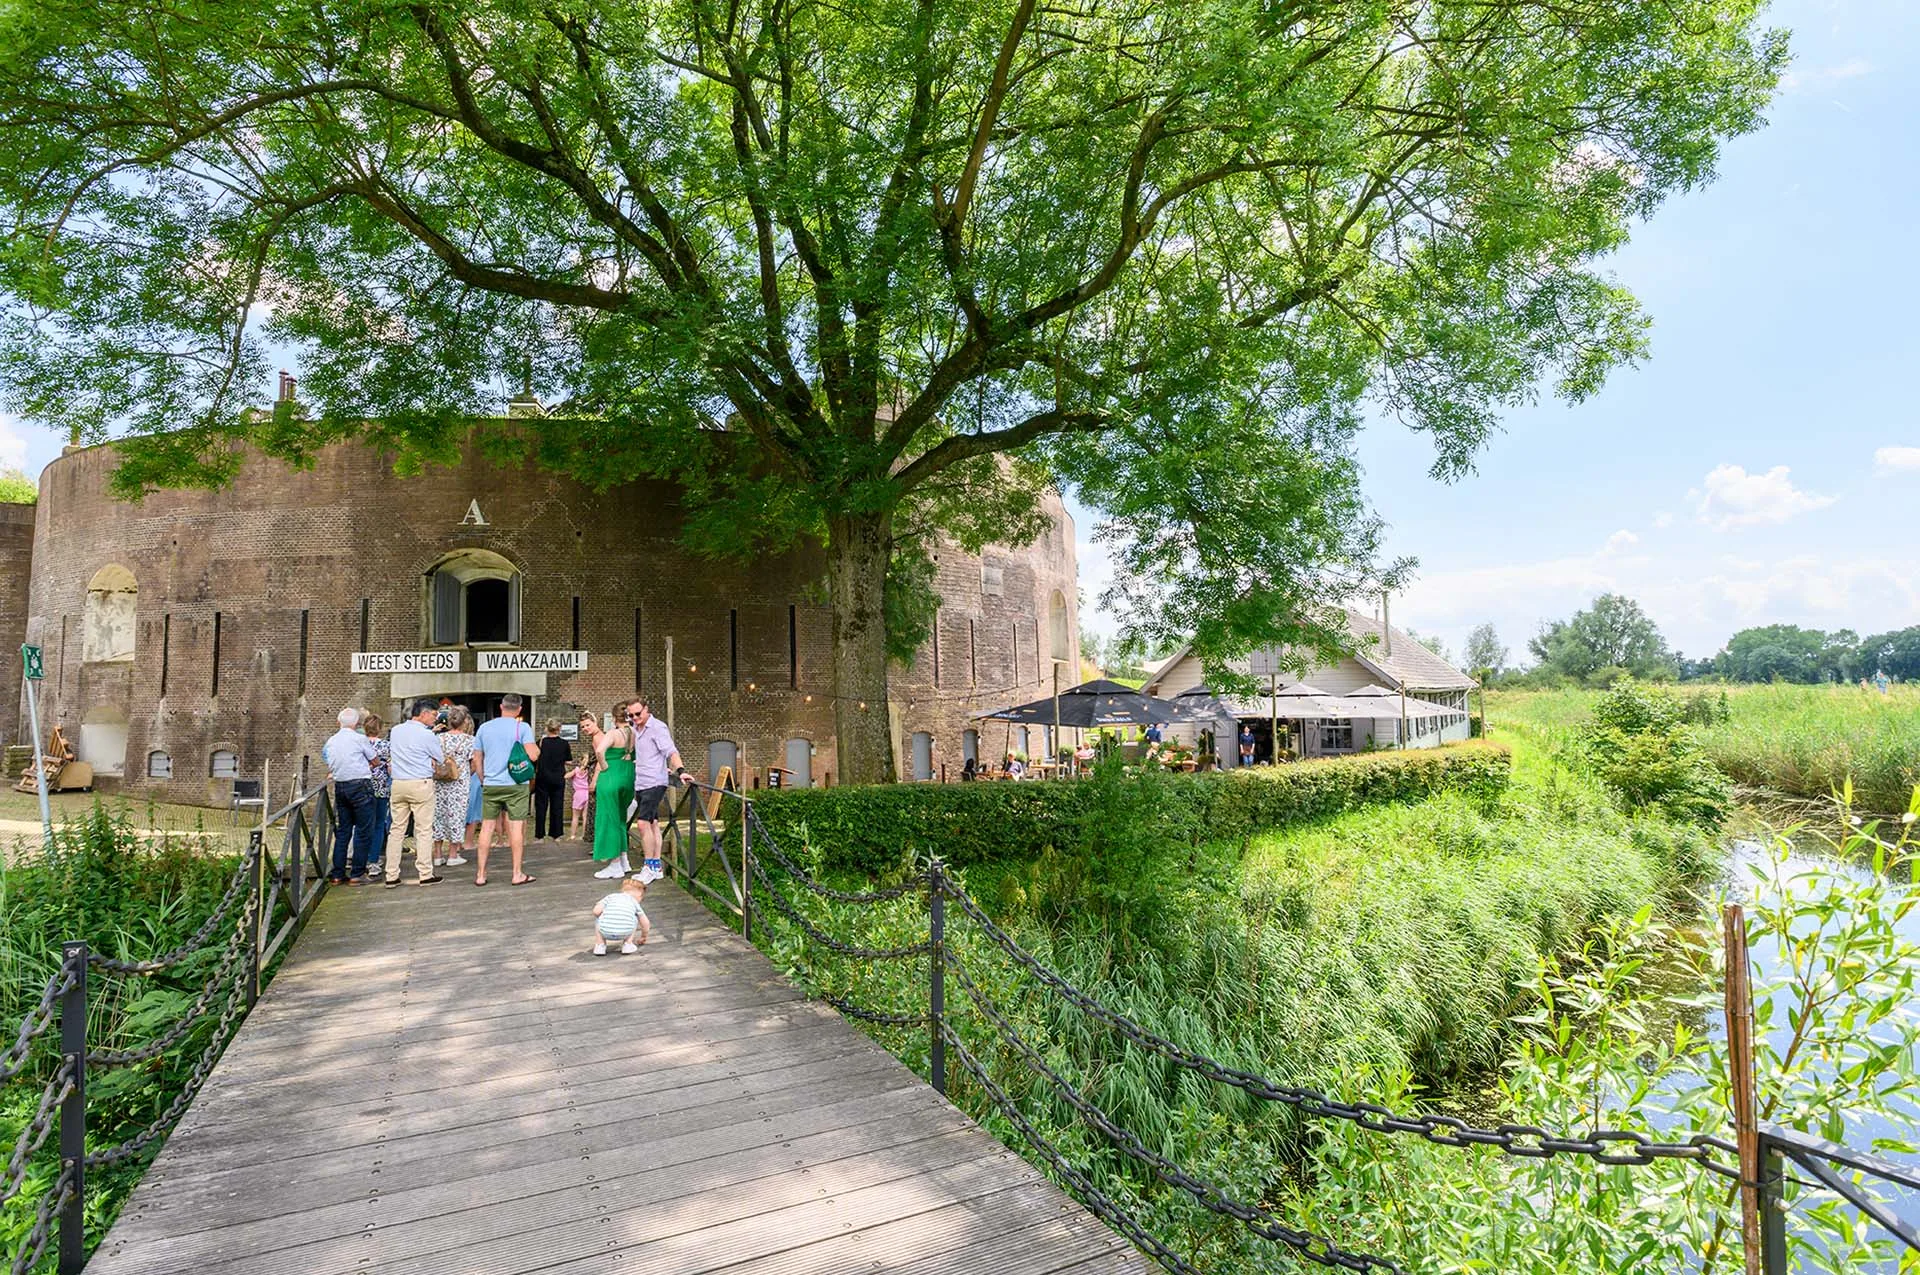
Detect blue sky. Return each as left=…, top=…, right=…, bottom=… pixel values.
left=4, top=0, right=1914, bottom=665
left=1075, top=0, right=1920, bottom=662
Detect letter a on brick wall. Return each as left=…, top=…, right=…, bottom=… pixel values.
left=460, top=500, right=488, bottom=526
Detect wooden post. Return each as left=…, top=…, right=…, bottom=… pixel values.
left=1267, top=674, right=1277, bottom=767
left=928, top=860, right=946, bottom=1097
left=1724, top=903, right=1763, bottom=1275
left=664, top=636, right=675, bottom=733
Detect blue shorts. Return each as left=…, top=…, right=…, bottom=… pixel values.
left=465, top=774, right=482, bottom=823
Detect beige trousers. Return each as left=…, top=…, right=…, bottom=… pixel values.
left=385, top=779, right=436, bottom=882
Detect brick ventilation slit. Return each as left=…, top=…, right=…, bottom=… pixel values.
left=358, top=598, right=370, bottom=651
left=932, top=608, right=941, bottom=686
left=969, top=619, right=977, bottom=686
left=787, top=604, right=798, bottom=689
left=571, top=596, right=580, bottom=651
left=296, top=610, right=308, bottom=696
left=159, top=614, right=171, bottom=698
left=729, top=608, right=739, bottom=691
left=211, top=612, right=222, bottom=696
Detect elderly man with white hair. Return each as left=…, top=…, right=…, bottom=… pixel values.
left=321, top=706, right=381, bottom=885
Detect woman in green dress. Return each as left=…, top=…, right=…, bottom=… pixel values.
left=592, top=705, right=636, bottom=878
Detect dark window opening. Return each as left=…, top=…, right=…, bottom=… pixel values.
left=297, top=610, right=309, bottom=695
left=212, top=611, right=223, bottom=695
left=359, top=598, right=370, bottom=650
left=969, top=619, right=977, bottom=686
left=932, top=609, right=941, bottom=686
left=466, top=579, right=512, bottom=643
left=1011, top=621, right=1019, bottom=683
left=788, top=605, right=798, bottom=688
left=571, top=596, right=581, bottom=651
left=160, top=614, right=171, bottom=697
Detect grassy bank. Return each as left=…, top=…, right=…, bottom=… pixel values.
left=1487, top=683, right=1920, bottom=814
left=2, top=807, right=247, bottom=1266
left=739, top=731, right=1715, bottom=1189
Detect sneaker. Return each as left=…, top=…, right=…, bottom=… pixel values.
left=444, top=854, right=468, bottom=867
left=620, top=939, right=639, bottom=955
left=638, top=859, right=664, bottom=884
left=384, top=878, right=401, bottom=889
left=366, top=861, right=383, bottom=875
left=593, top=862, right=625, bottom=879
left=418, top=875, right=444, bottom=886
left=592, top=941, right=608, bottom=956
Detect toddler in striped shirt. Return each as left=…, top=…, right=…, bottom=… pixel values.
left=591, top=876, right=650, bottom=955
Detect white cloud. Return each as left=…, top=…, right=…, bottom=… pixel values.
left=1652, top=511, right=1675, bottom=529
left=1398, top=534, right=1920, bottom=664
left=0, top=413, right=27, bottom=472
left=1691, top=463, right=1835, bottom=531
left=1780, top=57, right=1872, bottom=92
left=1604, top=529, right=1639, bottom=553
left=1874, top=445, right=1920, bottom=475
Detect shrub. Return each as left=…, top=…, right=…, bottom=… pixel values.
left=1580, top=680, right=1729, bottom=823
left=753, top=742, right=1512, bottom=873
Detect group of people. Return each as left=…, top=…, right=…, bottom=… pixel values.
left=321, top=694, right=695, bottom=941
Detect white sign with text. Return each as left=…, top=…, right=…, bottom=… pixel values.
left=477, top=650, right=589, bottom=673
left=351, top=651, right=461, bottom=674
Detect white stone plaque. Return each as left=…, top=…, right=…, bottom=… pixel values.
left=351, top=651, right=461, bottom=674
left=477, top=650, right=588, bottom=673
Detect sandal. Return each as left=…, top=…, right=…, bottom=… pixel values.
left=473, top=876, right=488, bottom=887
left=511, top=874, right=538, bottom=886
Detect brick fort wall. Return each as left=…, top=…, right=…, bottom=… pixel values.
left=23, top=435, right=1078, bottom=804
left=0, top=498, right=36, bottom=750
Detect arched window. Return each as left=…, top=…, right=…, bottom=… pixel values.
left=962, top=729, right=979, bottom=764
left=425, top=550, right=521, bottom=645
left=1049, top=589, right=1071, bottom=664
left=707, top=739, right=739, bottom=786
left=146, top=750, right=173, bottom=779
left=83, top=565, right=137, bottom=663
left=910, top=732, right=934, bottom=781
left=209, top=749, right=239, bottom=779
left=1015, top=726, right=1030, bottom=759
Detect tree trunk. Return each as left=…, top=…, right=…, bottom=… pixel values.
left=826, top=510, right=896, bottom=784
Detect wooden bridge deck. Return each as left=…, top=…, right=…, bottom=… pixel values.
left=87, top=838, right=1146, bottom=1275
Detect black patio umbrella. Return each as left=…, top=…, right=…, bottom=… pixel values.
left=1166, top=685, right=1236, bottom=722
left=975, top=678, right=1177, bottom=729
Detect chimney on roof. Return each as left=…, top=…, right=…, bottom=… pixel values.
left=1382, top=591, right=1392, bottom=657
left=277, top=370, right=297, bottom=402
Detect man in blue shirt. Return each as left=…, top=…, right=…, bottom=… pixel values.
left=321, top=707, right=379, bottom=884
left=472, top=694, right=536, bottom=885
left=621, top=696, right=692, bottom=883
left=382, top=698, right=446, bottom=888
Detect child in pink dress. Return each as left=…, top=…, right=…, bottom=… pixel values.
left=567, top=759, right=592, bottom=842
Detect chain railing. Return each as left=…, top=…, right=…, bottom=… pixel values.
left=677, top=781, right=1920, bottom=1275
left=2, top=780, right=335, bottom=1275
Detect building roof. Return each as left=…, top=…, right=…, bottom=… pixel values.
left=1143, top=607, right=1478, bottom=696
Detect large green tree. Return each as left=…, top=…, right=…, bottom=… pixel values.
left=1529, top=592, right=1675, bottom=684
left=0, top=0, right=1782, bottom=780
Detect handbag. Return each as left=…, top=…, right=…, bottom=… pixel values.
left=507, top=738, right=536, bottom=784
left=432, top=736, right=459, bottom=784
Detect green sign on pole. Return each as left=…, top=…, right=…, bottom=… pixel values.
left=21, top=643, right=42, bottom=681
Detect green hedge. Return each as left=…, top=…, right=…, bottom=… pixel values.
left=754, top=741, right=1511, bottom=873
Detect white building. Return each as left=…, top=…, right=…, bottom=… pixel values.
left=1144, top=609, right=1477, bottom=762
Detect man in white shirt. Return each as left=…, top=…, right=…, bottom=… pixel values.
left=321, top=707, right=379, bottom=884
left=382, top=698, right=445, bottom=888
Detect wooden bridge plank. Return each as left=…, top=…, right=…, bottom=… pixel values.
left=87, top=838, right=1149, bottom=1275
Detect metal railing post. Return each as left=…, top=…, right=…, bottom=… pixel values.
left=1759, top=1139, right=1787, bottom=1275
left=58, top=941, right=87, bottom=1275
left=740, top=804, right=753, bottom=941
left=928, top=860, right=946, bottom=1097
left=245, top=831, right=264, bottom=1009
